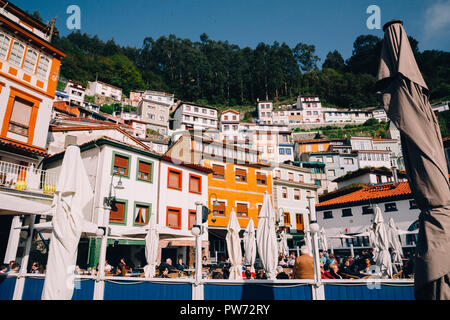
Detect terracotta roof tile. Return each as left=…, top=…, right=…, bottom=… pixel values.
left=316, top=182, right=412, bottom=210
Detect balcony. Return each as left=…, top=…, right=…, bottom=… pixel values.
left=0, top=161, right=57, bottom=195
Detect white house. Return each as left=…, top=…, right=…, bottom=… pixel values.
left=64, top=80, right=85, bottom=106
left=220, top=109, right=240, bottom=142
left=272, top=163, right=319, bottom=246
left=257, top=101, right=273, bottom=124
left=86, top=80, right=123, bottom=102
left=333, top=167, right=408, bottom=189
left=316, top=182, right=420, bottom=251
left=323, top=108, right=373, bottom=124
left=172, top=102, right=219, bottom=131
left=298, top=96, right=323, bottom=124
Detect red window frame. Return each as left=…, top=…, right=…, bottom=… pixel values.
left=189, top=173, right=202, bottom=194
left=188, top=209, right=196, bottom=230
left=166, top=207, right=182, bottom=230
left=167, top=167, right=182, bottom=191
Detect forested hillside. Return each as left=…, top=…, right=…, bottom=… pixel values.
left=51, top=31, right=450, bottom=108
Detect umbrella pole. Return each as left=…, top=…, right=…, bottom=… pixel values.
left=13, top=215, right=35, bottom=300
left=193, top=202, right=204, bottom=300
left=93, top=207, right=110, bottom=300
left=308, top=196, right=324, bottom=300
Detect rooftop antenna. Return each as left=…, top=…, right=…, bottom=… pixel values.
left=48, top=17, right=57, bottom=42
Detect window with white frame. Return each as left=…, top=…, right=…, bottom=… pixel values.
left=9, top=41, right=25, bottom=66
left=0, top=33, right=11, bottom=59
left=36, top=55, right=50, bottom=79
left=23, top=48, right=38, bottom=74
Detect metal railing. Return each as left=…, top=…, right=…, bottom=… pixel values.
left=0, top=161, right=57, bottom=195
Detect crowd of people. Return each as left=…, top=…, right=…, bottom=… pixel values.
left=1, top=248, right=416, bottom=281
left=273, top=247, right=416, bottom=280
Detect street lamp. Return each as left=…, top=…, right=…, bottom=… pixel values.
left=95, top=174, right=126, bottom=299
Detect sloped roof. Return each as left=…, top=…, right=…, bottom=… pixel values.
left=316, top=182, right=412, bottom=211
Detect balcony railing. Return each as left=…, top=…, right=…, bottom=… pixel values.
left=0, top=161, right=57, bottom=195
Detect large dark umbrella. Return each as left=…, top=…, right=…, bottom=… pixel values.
left=376, top=20, right=450, bottom=300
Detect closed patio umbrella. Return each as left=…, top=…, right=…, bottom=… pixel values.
left=144, top=213, right=159, bottom=278
left=371, top=206, right=393, bottom=278
left=377, top=20, right=450, bottom=299
left=278, top=230, right=289, bottom=257
left=387, top=218, right=404, bottom=266
left=319, top=227, right=328, bottom=253
left=256, top=192, right=278, bottom=280
left=226, top=209, right=242, bottom=280
left=243, top=218, right=257, bottom=274
left=42, top=145, right=93, bottom=300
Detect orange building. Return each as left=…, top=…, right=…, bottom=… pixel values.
left=165, top=131, right=273, bottom=261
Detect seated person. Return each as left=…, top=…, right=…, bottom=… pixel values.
left=160, top=267, right=169, bottom=278
left=328, top=264, right=344, bottom=279
left=175, top=258, right=187, bottom=271
left=276, top=266, right=290, bottom=279
left=340, top=259, right=362, bottom=278
left=320, top=264, right=333, bottom=279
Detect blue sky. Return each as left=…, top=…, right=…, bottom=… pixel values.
left=14, top=0, right=450, bottom=63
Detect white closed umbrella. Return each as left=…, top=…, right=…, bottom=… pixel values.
left=387, top=218, right=404, bottom=266
left=278, top=230, right=289, bottom=257
left=256, top=192, right=278, bottom=280
left=243, top=218, right=257, bottom=274
left=42, top=145, right=93, bottom=300
left=371, top=205, right=393, bottom=278
left=226, top=209, right=242, bottom=280
left=144, top=214, right=159, bottom=278
left=319, top=227, right=328, bottom=253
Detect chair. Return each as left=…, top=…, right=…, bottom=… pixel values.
left=393, top=270, right=403, bottom=279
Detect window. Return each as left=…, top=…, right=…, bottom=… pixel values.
left=213, top=201, right=226, bottom=216
left=286, top=149, right=292, bottom=155
left=362, top=206, right=374, bottom=215
left=194, top=107, right=199, bottom=113
left=282, top=187, right=288, bottom=199
left=8, top=41, right=24, bottom=66
left=235, top=168, right=247, bottom=182
left=212, top=164, right=225, bottom=179
left=137, top=160, right=152, bottom=182
left=385, top=203, right=398, bottom=212
left=236, top=203, right=248, bottom=217
left=202, top=109, right=207, bottom=114
left=134, top=204, right=150, bottom=226
left=112, top=153, right=130, bottom=177
left=0, top=33, right=11, bottom=59
left=210, top=110, right=215, bottom=115
left=148, top=113, right=155, bottom=120
left=324, top=211, right=333, bottom=219
left=224, top=116, right=229, bottom=121
left=167, top=207, right=181, bottom=229
left=344, top=158, right=354, bottom=165
left=7, top=97, right=33, bottom=137
left=283, top=213, right=291, bottom=225
left=36, top=56, right=50, bottom=79
left=296, top=214, right=303, bottom=225
left=189, top=174, right=202, bottom=194
left=294, top=189, right=301, bottom=200
left=184, top=115, right=190, bottom=121
left=409, top=200, right=418, bottom=210
left=326, top=157, right=333, bottom=163
left=288, top=172, right=294, bottom=182
left=268, top=147, right=274, bottom=154
left=256, top=172, right=267, bottom=185
left=110, top=200, right=127, bottom=224
left=188, top=210, right=196, bottom=230
left=168, top=168, right=182, bottom=190
left=298, top=174, right=304, bottom=183
left=23, top=48, right=38, bottom=74
left=342, top=208, right=353, bottom=217
left=279, top=148, right=285, bottom=155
